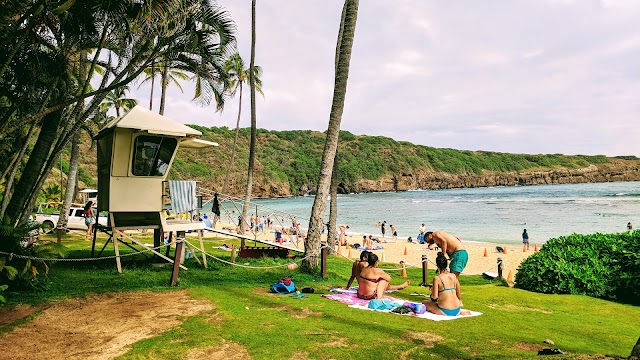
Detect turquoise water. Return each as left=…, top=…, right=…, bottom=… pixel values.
left=209, top=181, right=640, bottom=245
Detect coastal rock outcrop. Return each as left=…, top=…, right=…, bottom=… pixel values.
left=351, top=160, right=640, bottom=194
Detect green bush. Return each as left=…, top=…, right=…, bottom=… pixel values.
left=0, top=221, right=67, bottom=292
left=515, top=231, right=640, bottom=304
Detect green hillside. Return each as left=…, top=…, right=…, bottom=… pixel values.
left=153, top=126, right=638, bottom=196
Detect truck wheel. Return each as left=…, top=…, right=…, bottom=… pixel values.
left=41, top=221, right=54, bottom=234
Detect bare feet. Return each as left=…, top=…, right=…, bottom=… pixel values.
left=400, top=280, right=410, bottom=289
left=460, top=310, right=471, bottom=316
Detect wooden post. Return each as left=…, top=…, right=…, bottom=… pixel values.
left=153, top=228, right=162, bottom=248
left=198, top=229, right=207, bottom=268
left=321, top=245, right=328, bottom=279
left=165, top=231, right=173, bottom=258
left=169, top=232, right=185, bottom=286
left=231, top=245, right=237, bottom=263
left=91, top=224, right=98, bottom=257
left=110, top=213, right=122, bottom=273
left=421, top=255, right=429, bottom=286
left=497, top=258, right=503, bottom=279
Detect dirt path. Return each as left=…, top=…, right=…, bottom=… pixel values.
left=0, top=290, right=248, bottom=360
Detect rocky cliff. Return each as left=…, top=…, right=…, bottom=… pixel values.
left=347, top=160, right=640, bottom=194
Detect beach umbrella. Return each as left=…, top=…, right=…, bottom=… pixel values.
left=212, top=193, right=221, bottom=217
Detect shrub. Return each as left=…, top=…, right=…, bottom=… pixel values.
left=515, top=231, right=640, bottom=304
left=0, top=221, right=67, bottom=292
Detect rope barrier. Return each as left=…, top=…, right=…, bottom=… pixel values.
left=0, top=241, right=179, bottom=262
left=184, top=239, right=320, bottom=270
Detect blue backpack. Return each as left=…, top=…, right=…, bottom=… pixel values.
left=271, top=277, right=296, bottom=294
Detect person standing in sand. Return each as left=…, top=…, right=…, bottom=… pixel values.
left=522, top=229, right=529, bottom=250
left=338, top=224, right=349, bottom=246
left=425, top=231, right=468, bottom=278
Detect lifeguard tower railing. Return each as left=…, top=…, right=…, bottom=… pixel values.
left=196, top=186, right=310, bottom=250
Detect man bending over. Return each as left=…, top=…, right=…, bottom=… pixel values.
left=425, top=231, right=468, bottom=278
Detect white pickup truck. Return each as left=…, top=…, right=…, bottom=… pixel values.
left=36, top=206, right=107, bottom=233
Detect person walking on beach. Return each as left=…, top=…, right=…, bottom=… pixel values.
left=522, top=229, right=529, bottom=250
left=425, top=231, right=468, bottom=278
left=381, top=221, right=386, bottom=238
left=419, top=223, right=426, bottom=235
left=390, top=224, right=398, bottom=240
left=628, top=222, right=633, bottom=231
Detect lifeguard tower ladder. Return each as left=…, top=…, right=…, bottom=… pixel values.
left=94, top=105, right=217, bottom=274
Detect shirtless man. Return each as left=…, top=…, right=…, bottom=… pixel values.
left=425, top=231, right=468, bottom=278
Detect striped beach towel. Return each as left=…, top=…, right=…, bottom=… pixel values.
left=169, top=180, right=197, bottom=213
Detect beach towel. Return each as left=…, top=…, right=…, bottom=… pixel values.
left=322, top=292, right=482, bottom=321
left=330, top=286, right=397, bottom=294
left=357, top=246, right=384, bottom=251
left=169, top=180, right=197, bottom=213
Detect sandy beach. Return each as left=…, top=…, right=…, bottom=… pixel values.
left=198, top=221, right=534, bottom=278
left=335, top=235, right=533, bottom=278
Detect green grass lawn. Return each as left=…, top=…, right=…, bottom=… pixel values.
left=2, top=233, right=639, bottom=359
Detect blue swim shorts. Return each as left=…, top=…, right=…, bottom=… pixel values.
left=450, top=249, right=468, bottom=273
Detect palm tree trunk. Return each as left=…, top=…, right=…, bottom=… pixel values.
left=0, top=123, right=37, bottom=219
left=327, top=154, right=339, bottom=252
left=159, top=64, right=169, bottom=115
left=149, top=62, right=155, bottom=110
left=3, top=109, right=64, bottom=224
left=56, top=132, right=80, bottom=237
left=222, top=82, right=243, bottom=194
left=302, top=0, right=359, bottom=270
left=241, top=0, right=258, bottom=234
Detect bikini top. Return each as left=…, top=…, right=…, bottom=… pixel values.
left=437, top=275, right=456, bottom=293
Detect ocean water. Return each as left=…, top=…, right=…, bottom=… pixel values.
left=210, top=181, right=640, bottom=245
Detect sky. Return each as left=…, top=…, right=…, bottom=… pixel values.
left=129, top=0, right=640, bottom=156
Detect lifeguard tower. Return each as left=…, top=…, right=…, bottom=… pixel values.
left=94, top=105, right=217, bottom=275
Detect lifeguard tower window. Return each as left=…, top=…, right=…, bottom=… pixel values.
left=131, top=135, right=177, bottom=176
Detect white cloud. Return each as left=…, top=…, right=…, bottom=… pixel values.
left=127, top=1, right=640, bottom=157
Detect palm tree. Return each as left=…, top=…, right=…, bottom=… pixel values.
left=221, top=53, right=263, bottom=194
left=303, top=0, right=359, bottom=270
left=138, top=61, right=189, bottom=113
left=1, top=1, right=237, bottom=225
left=239, top=1, right=259, bottom=235
left=101, top=86, right=138, bottom=117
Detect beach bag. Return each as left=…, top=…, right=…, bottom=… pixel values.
left=271, top=277, right=296, bottom=294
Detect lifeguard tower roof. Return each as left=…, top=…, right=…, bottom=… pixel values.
left=100, top=106, right=203, bottom=138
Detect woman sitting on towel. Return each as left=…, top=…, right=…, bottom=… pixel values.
left=422, top=252, right=469, bottom=316
left=345, top=251, right=370, bottom=289
left=356, top=253, right=410, bottom=300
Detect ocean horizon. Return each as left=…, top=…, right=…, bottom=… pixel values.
left=207, top=181, right=639, bottom=245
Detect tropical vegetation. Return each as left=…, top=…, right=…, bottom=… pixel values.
left=0, top=0, right=237, bottom=226
left=516, top=230, right=640, bottom=304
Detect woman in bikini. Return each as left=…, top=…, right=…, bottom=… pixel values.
left=345, top=251, right=370, bottom=289
left=356, top=253, right=410, bottom=300
left=422, top=252, right=469, bottom=316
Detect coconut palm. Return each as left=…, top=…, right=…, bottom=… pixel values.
left=303, top=0, right=360, bottom=270
left=220, top=53, right=263, bottom=194
left=239, top=1, right=259, bottom=235
left=1, top=0, right=236, bottom=225
left=138, top=60, right=190, bottom=112
left=101, top=86, right=138, bottom=117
